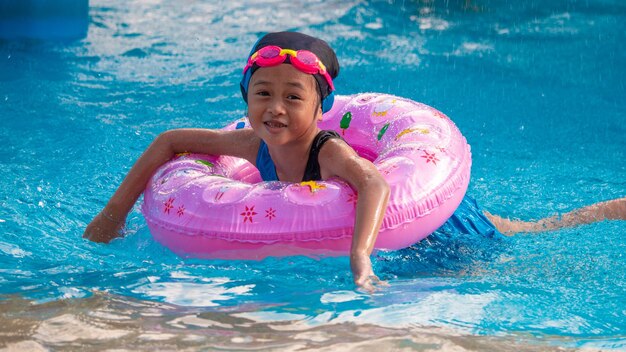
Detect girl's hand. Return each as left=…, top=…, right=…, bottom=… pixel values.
left=350, top=252, right=385, bottom=292
left=83, top=212, right=124, bottom=243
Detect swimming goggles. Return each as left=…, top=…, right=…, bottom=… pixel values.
left=242, top=45, right=335, bottom=91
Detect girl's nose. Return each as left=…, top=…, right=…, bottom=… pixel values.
left=267, top=97, right=286, bottom=116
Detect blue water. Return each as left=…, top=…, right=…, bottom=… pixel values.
left=1, top=0, right=625, bottom=350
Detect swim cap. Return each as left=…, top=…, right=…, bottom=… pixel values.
left=240, top=31, right=339, bottom=113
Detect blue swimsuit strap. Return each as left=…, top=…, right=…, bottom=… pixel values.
left=256, top=139, right=279, bottom=181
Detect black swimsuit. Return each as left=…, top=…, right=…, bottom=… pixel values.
left=256, top=130, right=342, bottom=182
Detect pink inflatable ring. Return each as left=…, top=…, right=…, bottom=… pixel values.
left=142, top=93, right=471, bottom=259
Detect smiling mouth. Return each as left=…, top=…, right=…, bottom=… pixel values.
left=264, top=121, right=287, bottom=128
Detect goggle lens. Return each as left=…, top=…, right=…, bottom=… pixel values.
left=260, top=46, right=281, bottom=59
left=294, top=51, right=317, bottom=65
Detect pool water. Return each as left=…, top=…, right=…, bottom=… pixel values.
left=1, top=0, right=625, bottom=350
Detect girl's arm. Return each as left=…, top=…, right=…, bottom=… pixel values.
left=83, top=128, right=258, bottom=243
left=318, top=139, right=390, bottom=290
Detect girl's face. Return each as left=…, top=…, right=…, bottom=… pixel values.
left=247, top=64, right=322, bottom=147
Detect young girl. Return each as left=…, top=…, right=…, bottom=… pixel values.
left=84, top=31, right=625, bottom=290
left=84, top=32, right=389, bottom=290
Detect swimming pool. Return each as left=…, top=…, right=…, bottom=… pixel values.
left=1, top=0, right=624, bottom=350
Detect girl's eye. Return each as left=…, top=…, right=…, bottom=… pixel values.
left=256, top=91, right=270, bottom=96
left=287, top=95, right=301, bottom=100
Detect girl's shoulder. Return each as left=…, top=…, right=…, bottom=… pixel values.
left=168, top=127, right=260, bottom=162
left=317, top=134, right=363, bottom=179
left=317, top=132, right=355, bottom=158
left=221, top=128, right=260, bottom=162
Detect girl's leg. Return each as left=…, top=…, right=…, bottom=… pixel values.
left=483, top=197, right=626, bottom=235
